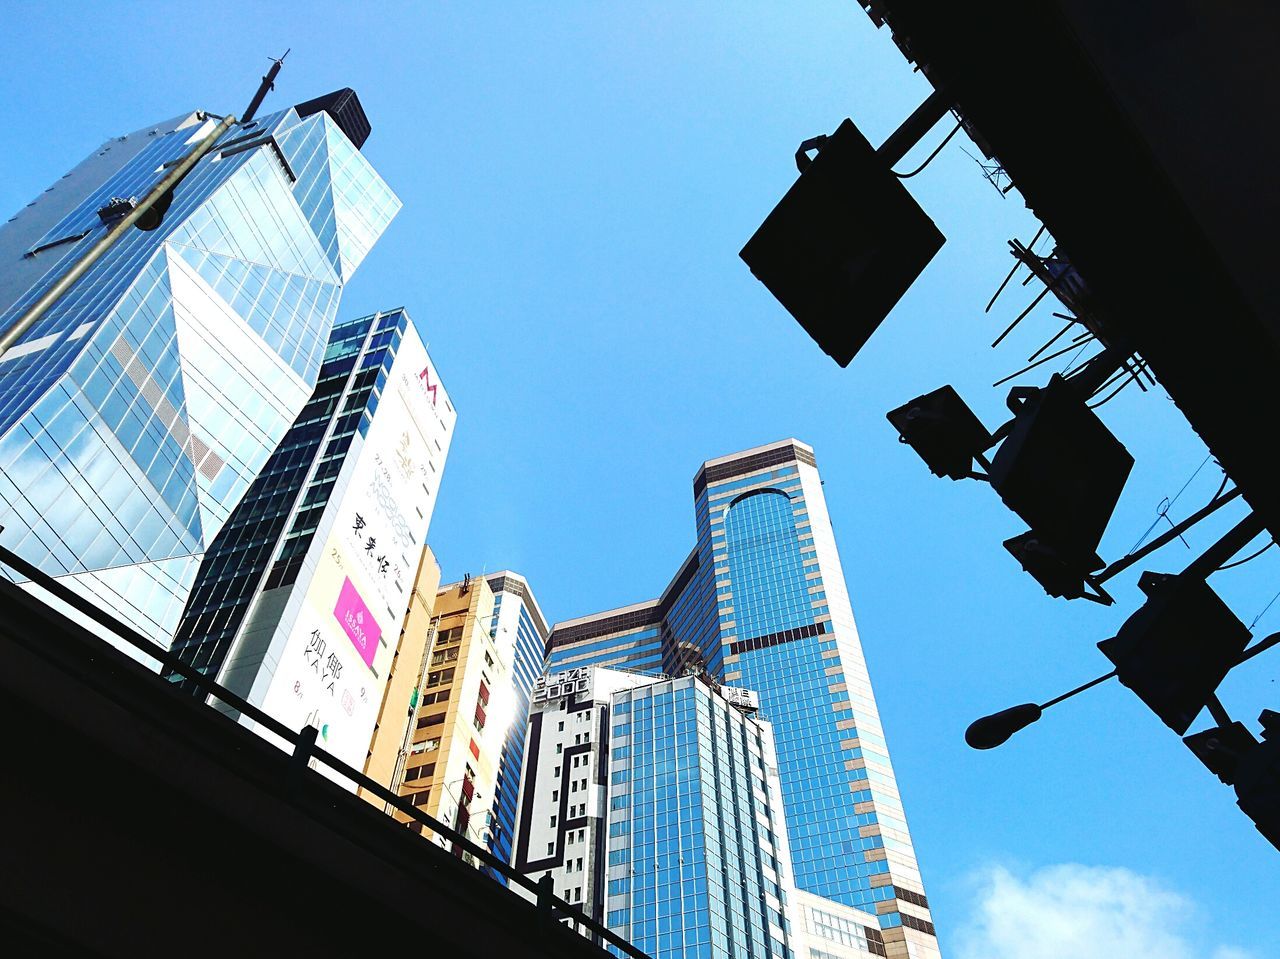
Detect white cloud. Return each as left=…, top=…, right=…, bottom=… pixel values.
left=954, top=863, right=1257, bottom=959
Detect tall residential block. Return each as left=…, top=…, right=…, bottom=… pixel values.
left=0, top=90, right=398, bottom=646
left=167, top=308, right=455, bottom=776
left=391, top=576, right=513, bottom=848
left=514, top=666, right=806, bottom=959
left=544, top=440, right=940, bottom=959
left=361, top=545, right=443, bottom=802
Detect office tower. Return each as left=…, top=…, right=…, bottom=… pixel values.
left=544, top=440, right=940, bottom=959
left=513, top=665, right=801, bottom=959
left=360, top=545, right=442, bottom=803
left=485, top=571, right=551, bottom=870
left=0, top=90, right=398, bottom=646
left=167, top=308, right=455, bottom=775
left=391, top=575, right=514, bottom=847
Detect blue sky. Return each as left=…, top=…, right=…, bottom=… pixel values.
left=6, top=3, right=1277, bottom=955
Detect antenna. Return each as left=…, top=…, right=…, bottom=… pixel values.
left=242, top=49, right=291, bottom=124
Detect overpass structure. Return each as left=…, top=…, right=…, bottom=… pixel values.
left=0, top=545, right=645, bottom=959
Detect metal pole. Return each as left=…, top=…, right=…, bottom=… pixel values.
left=876, top=87, right=952, bottom=168
left=1093, top=487, right=1243, bottom=585
left=0, top=113, right=238, bottom=359
left=242, top=50, right=289, bottom=124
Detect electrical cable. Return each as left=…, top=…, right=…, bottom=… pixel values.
left=894, top=120, right=963, bottom=179
left=1217, top=540, right=1276, bottom=571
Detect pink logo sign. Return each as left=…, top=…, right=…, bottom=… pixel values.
left=418, top=366, right=439, bottom=406
left=334, top=577, right=381, bottom=669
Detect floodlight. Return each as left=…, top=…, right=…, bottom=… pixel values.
left=1184, top=721, right=1258, bottom=785
left=988, top=374, right=1133, bottom=567
left=1098, top=572, right=1250, bottom=734
left=1234, top=710, right=1280, bottom=851
left=1004, top=530, right=1105, bottom=601
left=740, top=118, right=945, bottom=367
left=886, top=385, right=992, bottom=480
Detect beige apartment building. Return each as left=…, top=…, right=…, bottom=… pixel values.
left=378, top=574, right=513, bottom=849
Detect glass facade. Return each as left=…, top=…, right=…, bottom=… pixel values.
left=485, top=573, right=550, bottom=873
left=0, top=96, right=398, bottom=648
left=167, top=309, right=406, bottom=688
left=166, top=307, right=456, bottom=775
left=544, top=440, right=941, bottom=958
left=604, top=676, right=793, bottom=959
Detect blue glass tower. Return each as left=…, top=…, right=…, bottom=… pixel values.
left=0, top=92, right=398, bottom=647
left=544, top=440, right=941, bottom=959
left=485, top=571, right=550, bottom=872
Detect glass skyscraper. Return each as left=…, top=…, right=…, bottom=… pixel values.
left=167, top=308, right=455, bottom=775
left=485, top=571, right=551, bottom=872
left=513, top=666, right=806, bottom=959
left=0, top=90, right=398, bottom=647
left=545, top=440, right=940, bottom=959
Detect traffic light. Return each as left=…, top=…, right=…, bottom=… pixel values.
left=988, top=374, right=1133, bottom=574
left=1099, top=572, right=1250, bottom=734
left=886, top=385, right=992, bottom=480
left=740, top=118, right=945, bottom=367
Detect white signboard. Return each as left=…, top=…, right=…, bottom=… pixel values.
left=259, top=325, right=454, bottom=773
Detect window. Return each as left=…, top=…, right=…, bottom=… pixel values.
left=556, top=743, right=563, bottom=755
left=550, top=815, right=557, bottom=827
left=547, top=842, right=554, bottom=855
left=552, top=789, right=559, bottom=802
left=568, top=832, right=575, bottom=845
left=554, top=766, right=560, bottom=777
left=558, top=721, right=565, bottom=732
left=574, top=734, right=581, bottom=745
left=571, top=781, right=577, bottom=793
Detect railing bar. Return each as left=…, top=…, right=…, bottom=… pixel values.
left=0, top=546, right=298, bottom=742
left=0, top=544, right=648, bottom=957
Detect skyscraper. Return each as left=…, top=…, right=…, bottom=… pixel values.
left=0, top=91, right=398, bottom=646
left=167, top=307, right=455, bottom=775
left=391, top=575, right=511, bottom=847
left=514, top=666, right=803, bottom=959
left=485, top=571, right=552, bottom=870
left=544, top=440, right=940, bottom=959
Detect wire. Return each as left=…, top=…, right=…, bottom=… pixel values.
left=1218, top=540, right=1276, bottom=571
left=1251, top=587, right=1280, bottom=630
left=1126, top=454, right=1211, bottom=555
left=894, top=120, right=963, bottom=179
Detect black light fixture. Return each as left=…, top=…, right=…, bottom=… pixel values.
left=1099, top=572, right=1251, bottom=734
left=988, top=374, right=1134, bottom=573
left=1185, top=710, right=1280, bottom=852
left=740, top=115, right=946, bottom=367
left=1003, top=531, right=1112, bottom=604
left=966, top=668, right=1117, bottom=749
left=886, top=385, right=992, bottom=481
left=135, top=188, right=175, bottom=232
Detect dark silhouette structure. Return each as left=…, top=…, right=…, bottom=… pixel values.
left=0, top=551, right=645, bottom=958
left=740, top=0, right=1280, bottom=848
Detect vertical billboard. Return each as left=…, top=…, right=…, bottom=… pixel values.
left=259, top=325, right=454, bottom=775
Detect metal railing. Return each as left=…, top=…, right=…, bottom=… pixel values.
left=0, top=543, right=647, bottom=959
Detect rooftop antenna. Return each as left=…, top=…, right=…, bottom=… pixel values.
left=242, top=49, right=290, bottom=124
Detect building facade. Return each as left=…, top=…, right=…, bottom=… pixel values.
left=513, top=666, right=801, bottom=959
left=167, top=308, right=455, bottom=775
left=391, top=576, right=512, bottom=848
left=544, top=440, right=940, bottom=959
left=0, top=90, right=398, bottom=647
left=360, top=545, right=443, bottom=804
left=485, top=571, right=551, bottom=871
